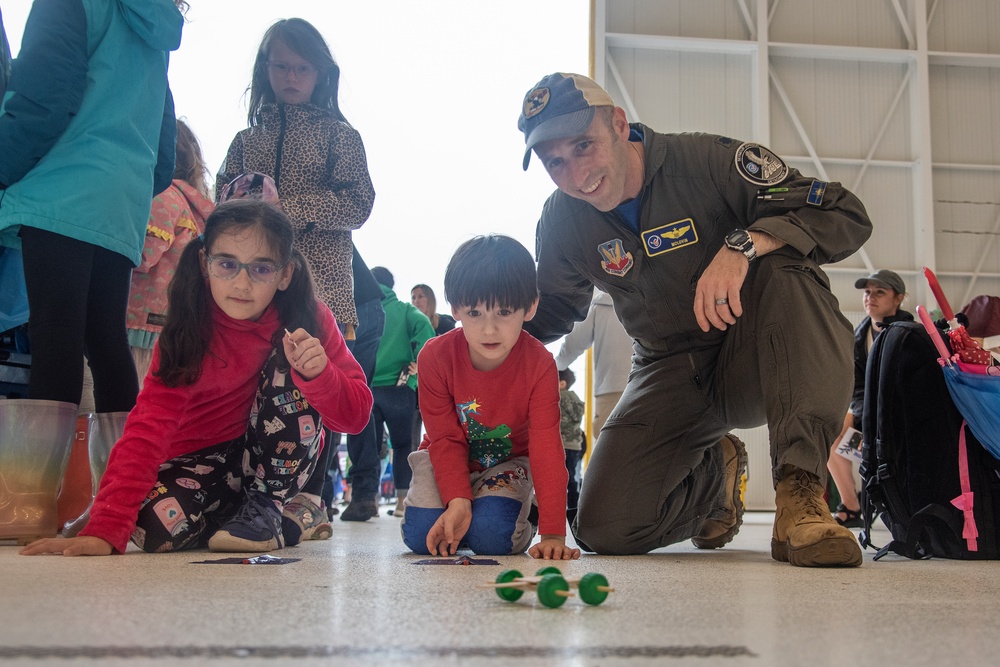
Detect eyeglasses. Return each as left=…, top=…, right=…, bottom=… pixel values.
left=267, top=61, right=317, bottom=78
left=205, top=255, right=286, bottom=284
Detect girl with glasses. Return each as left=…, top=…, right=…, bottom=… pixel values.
left=216, top=18, right=375, bottom=538
left=21, top=199, right=373, bottom=556
left=217, top=17, right=374, bottom=336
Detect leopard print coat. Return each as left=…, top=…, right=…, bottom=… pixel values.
left=217, top=103, right=375, bottom=326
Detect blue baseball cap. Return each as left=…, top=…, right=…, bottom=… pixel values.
left=517, top=73, right=615, bottom=170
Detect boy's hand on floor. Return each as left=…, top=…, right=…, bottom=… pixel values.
left=19, top=536, right=113, bottom=557
left=426, top=498, right=472, bottom=556
left=529, top=535, right=581, bottom=560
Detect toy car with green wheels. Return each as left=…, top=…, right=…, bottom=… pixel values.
left=484, top=566, right=614, bottom=608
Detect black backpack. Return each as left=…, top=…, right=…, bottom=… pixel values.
left=859, top=321, right=1000, bottom=560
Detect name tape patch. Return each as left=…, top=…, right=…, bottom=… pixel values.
left=642, top=218, right=699, bottom=257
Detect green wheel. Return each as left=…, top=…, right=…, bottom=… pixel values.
left=535, top=566, right=562, bottom=577
left=536, top=574, right=570, bottom=608
left=578, top=572, right=610, bottom=606
left=495, top=569, right=525, bottom=602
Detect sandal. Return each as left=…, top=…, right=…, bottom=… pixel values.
left=834, top=503, right=863, bottom=528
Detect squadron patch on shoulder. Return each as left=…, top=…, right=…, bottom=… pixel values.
left=735, top=142, right=788, bottom=186
left=806, top=179, right=827, bottom=206
left=642, top=218, right=698, bottom=257
left=597, top=239, right=634, bottom=278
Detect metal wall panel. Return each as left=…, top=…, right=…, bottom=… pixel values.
left=769, top=0, right=906, bottom=49
left=606, top=48, right=752, bottom=135
left=607, top=0, right=750, bottom=39
left=928, top=0, right=1000, bottom=54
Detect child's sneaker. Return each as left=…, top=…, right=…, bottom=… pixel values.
left=281, top=494, right=332, bottom=545
left=208, top=492, right=284, bottom=552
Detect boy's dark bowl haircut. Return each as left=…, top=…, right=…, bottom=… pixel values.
left=444, top=235, right=537, bottom=312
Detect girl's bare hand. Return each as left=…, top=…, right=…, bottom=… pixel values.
left=283, top=328, right=329, bottom=380
left=20, top=536, right=113, bottom=557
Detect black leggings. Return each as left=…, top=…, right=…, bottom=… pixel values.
left=19, top=227, right=138, bottom=410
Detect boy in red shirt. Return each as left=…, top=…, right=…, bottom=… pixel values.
left=401, top=235, right=580, bottom=559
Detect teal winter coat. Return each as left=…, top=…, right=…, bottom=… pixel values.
left=0, top=0, right=183, bottom=266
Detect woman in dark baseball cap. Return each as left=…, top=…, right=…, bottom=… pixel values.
left=830, top=269, right=912, bottom=527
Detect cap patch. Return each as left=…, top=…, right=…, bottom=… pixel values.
left=735, top=142, right=788, bottom=186
left=597, top=239, right=634, bottom=278
left=523, top=87, right=550, bottom=120
left=642, top=218, right=698, bottom=257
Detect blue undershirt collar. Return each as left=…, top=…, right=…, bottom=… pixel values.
left=614, top=128, right=646, bottom=234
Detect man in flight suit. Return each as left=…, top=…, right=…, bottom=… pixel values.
left=519, top=73, right=871, bottom=567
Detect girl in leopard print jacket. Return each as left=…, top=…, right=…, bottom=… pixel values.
left=218, top=18, right=375, bottom=334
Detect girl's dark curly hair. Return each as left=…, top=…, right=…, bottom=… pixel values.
left=156, top=199, right=320, bottom=386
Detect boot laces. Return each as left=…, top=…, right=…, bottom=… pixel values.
left=786, top=469, right=827, bottom=519
left=233, top=492, right=280, bottom=532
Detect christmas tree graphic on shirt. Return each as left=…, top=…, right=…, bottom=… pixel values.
left=457, top=399, right=512, bottom=468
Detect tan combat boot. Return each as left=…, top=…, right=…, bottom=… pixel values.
left=692, top=434, right=748, bottom=549
left=772, top=466, right=862, bottom=567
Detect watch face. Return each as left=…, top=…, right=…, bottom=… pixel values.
left=726, top=230, right=750, bottom=248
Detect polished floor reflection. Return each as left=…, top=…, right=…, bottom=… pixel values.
left=3, top=511, right=1000, bottom=666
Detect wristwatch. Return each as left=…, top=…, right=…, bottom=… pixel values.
left=724, top=228, right=757, bottom=263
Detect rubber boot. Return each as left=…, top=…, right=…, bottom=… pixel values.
left=62, top=411, right=129, bottom=537
left=0, top=399, right=77, bottom=544
left=57, top=414, right=94, bottom=529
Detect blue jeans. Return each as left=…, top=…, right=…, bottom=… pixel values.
left=343, top=298, right=385, bottom=499
left=304, top=299, right=384, bottom=505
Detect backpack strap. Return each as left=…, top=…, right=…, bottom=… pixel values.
left=874, top=539, right=930, bottom=561
left=949, top=420, right=979, bottom=552
left=873, top=504, right=958, bottom=560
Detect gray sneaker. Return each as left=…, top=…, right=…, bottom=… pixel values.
left=281, top=494, right=332, bottom=545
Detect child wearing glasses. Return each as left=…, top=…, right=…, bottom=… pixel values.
left=20, top=199, right=373, bottom=557
left=215, top=17, right=375, bottom=540
left=217, top=17, right=374, bottom=334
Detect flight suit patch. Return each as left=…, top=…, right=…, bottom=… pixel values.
left=806, top=180, right=827, bottom=206
left=735, top=142, right=788, bottom=186
left=642, top=218, right=698, bottom=257
left=597, top=239, right=634, bottom=277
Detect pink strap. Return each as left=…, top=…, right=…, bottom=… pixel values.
left=950, top=420, right=979, bottom=551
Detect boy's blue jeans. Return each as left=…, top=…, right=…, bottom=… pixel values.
left=401, top=450, right=536, bottom=555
